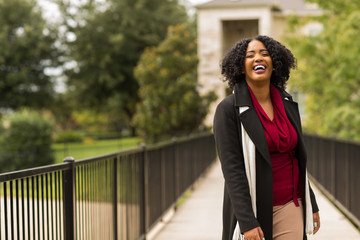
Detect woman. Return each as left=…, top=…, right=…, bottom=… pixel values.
left=213, top=35, right=320, bottom=240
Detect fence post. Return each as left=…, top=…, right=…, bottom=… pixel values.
left=113, top=156, right=118, bottom=240
left=140, top=144, right=146, bottom=239
left=63, top=157, right=76, bottom=240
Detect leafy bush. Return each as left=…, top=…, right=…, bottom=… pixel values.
left=286, top=1, right=360, bottom=140
left=133, top=23, right=216, bottom=142
left=0, top=110, right=54, bottom=172
left=54, top=131, right=83, bottom=143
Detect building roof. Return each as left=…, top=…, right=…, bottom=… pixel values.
left=196, top=0, right=275, bottom=8
left=195, top=0, right=322, bottom=15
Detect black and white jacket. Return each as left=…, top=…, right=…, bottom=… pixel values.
left=213, top=80, right=319, bottom=240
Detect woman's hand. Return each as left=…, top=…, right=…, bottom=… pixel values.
left=313, top=212, right=320, bottom=234
left=243, top=226, right=264, bottom=240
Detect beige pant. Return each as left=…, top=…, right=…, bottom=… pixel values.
left=273, top=199, right=304, bottom=240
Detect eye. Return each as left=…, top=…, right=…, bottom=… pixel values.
left=246, top=54, right=254, bottom=58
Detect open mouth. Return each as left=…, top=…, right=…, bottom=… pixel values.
left=253, top=64, right=266, bottom=73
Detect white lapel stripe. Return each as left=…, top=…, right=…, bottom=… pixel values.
left=305, top=172, right=314, bottom=234
left=233, top=106, right=257, bottom=240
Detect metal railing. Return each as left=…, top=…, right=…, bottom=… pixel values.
left=304, top=134, right=360, bottom=227
left=0, top=133, right=216, bottom=240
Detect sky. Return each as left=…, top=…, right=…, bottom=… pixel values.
left=190, top=0, right=210, bottom=4
left=186, top=0, right=211, bottom=6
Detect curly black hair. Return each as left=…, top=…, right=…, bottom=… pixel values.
left=221, top=35, right=296, bottom=90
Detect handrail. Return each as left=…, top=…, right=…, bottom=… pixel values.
left=304, top=133, right=360, bottom=228
left=0, top=133, right=217, bottom=240
left=0, top=162, right=70, bottom=182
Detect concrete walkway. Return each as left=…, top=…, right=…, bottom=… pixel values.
left=151, top=160, right=360, bottom=240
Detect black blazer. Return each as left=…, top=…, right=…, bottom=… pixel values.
left=213, top=80, right=319, bottom=240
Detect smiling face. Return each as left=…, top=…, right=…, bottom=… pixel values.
left=244, top=40, right=273, bottom=86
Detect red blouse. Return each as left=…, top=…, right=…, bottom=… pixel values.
left=248, top=84, right=303, bottom=206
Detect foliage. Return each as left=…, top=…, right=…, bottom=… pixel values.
left=307, top=0, right=360, bottom=14
left=0, top=110, right=54, bottom=172
left=0, top=0, right=59, bottom=109
left=54, top=130, right=83, bottom=143
left=71, top=109, right=129, bottom=139
left=285, top=0, right=360, bottom=140
left=55, top=0, right=188, bottom=133
left=50, top=93, right=78, bottom=131
left=133, top=23, right=216, bottom=142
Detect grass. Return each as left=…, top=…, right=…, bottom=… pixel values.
left=52, top=137, right=142, bottom=163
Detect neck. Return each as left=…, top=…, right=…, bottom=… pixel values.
left=246, top=81, right=271, bottom=104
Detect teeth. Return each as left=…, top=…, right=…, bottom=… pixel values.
left=254, top=65, right=265, bottom=71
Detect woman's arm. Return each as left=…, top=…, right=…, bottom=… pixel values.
left=309, top=185, right=319, bottom=213
left=309, top=183, right=320, bottom=233
left=213, top=98, right=259, bottom=233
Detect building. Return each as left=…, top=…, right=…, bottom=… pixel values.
left=195, top=0, right=322, bottom=125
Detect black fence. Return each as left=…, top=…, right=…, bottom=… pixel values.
left=0, top=133, right=216, bottom=240
left=304, top=134, right=360, bottom=227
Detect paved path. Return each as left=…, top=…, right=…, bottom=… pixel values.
left=151, top=160, right=360, bottom=240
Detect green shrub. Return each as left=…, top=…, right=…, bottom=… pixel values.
left=0, top=110, right=54, bottom=173
left=133, top=23, right=216, bottom=142
left=54, top=131, right=83, bottom=143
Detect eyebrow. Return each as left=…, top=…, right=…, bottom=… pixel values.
left=246, top=49, right=269, bottom=53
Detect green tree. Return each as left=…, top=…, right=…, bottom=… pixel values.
left=133, top=23, right=216, bottom=142
left=0, top=110, right=54, bottom=172
left=286, top=0, right=360, bottom=140
left=55, top=0, right=188, bottom=135
left=0, top=0, right=59, bottom=109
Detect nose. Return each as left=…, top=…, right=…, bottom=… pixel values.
left=254, top=53, right=263, bottom=62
